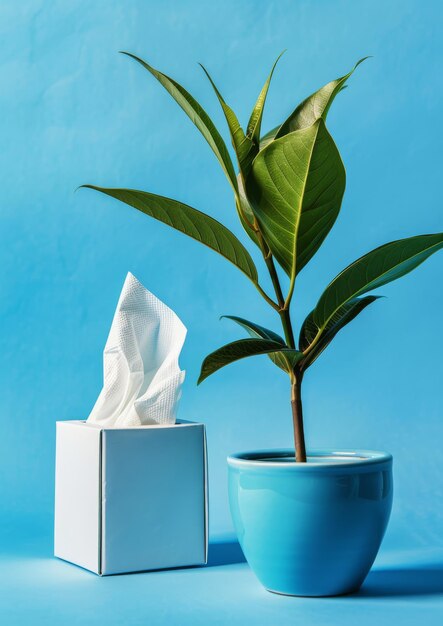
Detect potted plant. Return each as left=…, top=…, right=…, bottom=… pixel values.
left=83, top=52, right=443, bottom=596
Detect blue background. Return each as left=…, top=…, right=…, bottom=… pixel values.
left=0, top=1, right=442, bottom=624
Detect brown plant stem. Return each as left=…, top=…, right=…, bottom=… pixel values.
left=291, top=375, right=307, bottom=462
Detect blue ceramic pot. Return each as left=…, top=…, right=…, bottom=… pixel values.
left=228, top=449, right=393, bottom=596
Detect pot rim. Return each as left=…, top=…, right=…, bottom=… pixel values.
left=227, top=448, right=392, bottom=470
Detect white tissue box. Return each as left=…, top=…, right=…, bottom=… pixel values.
left=54, top=420, right=208, bottom=575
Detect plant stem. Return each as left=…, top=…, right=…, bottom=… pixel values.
left=256, top=234, right=296, bottom=349
left=264, top=251, right=285, bottom=307
left=254, top=226, right=305, bottom=461
left=279, top=308, right=296, bottom=349
left=291, top=375, right=307, bottom=462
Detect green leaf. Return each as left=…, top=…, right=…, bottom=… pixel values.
left=198, top=65, right=259, bottom=246
left=236, top=175, right=260, bottom=247
left=259, top=125, right=279, bottom=150
left=311, top=234, right=443, bottom=342
left=246, top=51, right=285, bottom=143
left=198, top=338, right=303, bottom=384
left=274, top=57, right=369, bottom=139
left=246, top=118, right=346, bottom=278
left=199, top=64, right=255, bottom=175
left=222, top=315, right=285, bottom=343
left=222, top=314, right=289, bottom=371
left=121, top=51, right=238, bottom=194
left=82, top=186, right=258, bottom=284
left=299, top=296, right=380, bottom=369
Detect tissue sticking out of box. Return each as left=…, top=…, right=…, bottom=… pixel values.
left=87, top=272, right=187, bottom=427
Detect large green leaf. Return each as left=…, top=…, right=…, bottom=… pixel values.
left=246, top=51, right=285, bottom=143
left=198, top=338, right=303, bottom=384
left=299, top=296, right=380, bottom=369
left=82, top=186, right=258, bottom=284
left=121, top=52, right=238, bottom=194
left=311, top=234, right=443, bottom=343
left=222, top=314, right=289, bottom=371
left=274, top=57, right=368, bottom=139
left=246, top=118, right=346, bottom=278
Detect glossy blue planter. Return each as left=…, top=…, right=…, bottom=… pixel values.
left=228, top=450, right=393, bottom=596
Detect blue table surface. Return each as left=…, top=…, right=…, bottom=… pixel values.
left=1, top=520, right=442, bottom=626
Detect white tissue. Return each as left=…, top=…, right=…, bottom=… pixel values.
left=87, top=272, right=186, bottom=427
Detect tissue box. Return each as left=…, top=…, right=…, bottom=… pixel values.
left=54, top=420, right=208, bottom=575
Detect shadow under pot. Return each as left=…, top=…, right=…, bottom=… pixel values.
left=227, top=449, right=393, bottom=597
